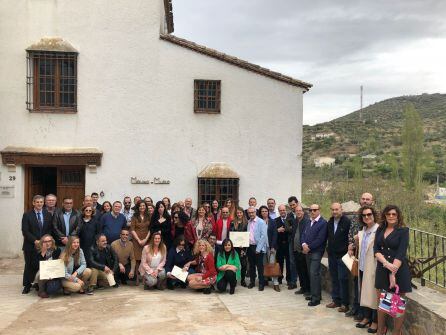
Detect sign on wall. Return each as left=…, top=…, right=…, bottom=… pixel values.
left=130, top=177, right=170, bottom=185
left=0, top=186, right=15, bottom=198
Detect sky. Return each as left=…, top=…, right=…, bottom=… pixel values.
left=172, top=0, right=446, bottom=125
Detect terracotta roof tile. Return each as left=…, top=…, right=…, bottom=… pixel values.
left=160, top=34, right=312, bottom=91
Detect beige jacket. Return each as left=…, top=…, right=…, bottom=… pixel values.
left=358, top=223, right=379, bottom=309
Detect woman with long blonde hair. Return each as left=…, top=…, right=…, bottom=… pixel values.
left=36, top=234, right=61, bottom=298
left=61, top=236, right=92, bottom=295
left=184, top=239, right=217, bottom=294
left=139, top=232, right=167, bottom=290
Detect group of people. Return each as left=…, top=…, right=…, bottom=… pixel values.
left=21, top=192, right=410, bottom=335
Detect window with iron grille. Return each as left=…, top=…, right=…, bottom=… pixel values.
left=194, top=80, right=221, bottom=113
left=198, top=178, right=239, bottom=206
left=26, top=51, right=78, bottom=113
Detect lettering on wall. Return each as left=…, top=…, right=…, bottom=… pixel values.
left=130, top=177, right=170, bottom=185
left=0, top=186, right=15, bottom=198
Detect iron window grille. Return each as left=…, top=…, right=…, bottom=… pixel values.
left=194, top=80, right=221, bottom=113
left=26, top=51, right=78, bottom=113
left=198, top=178, right=239, bottom=206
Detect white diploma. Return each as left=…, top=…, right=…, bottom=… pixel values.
left=106, top=272, right=116, bottom=286
left=39, top=259, right=65, bottom=280
left=171, top=265, right=188, bottom=283
left=230, top=232, right=250, bottom=248
left=341, top=253, right=355, bottom=271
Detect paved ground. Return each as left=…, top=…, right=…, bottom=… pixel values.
left=0, top=258, right=360, bottom=335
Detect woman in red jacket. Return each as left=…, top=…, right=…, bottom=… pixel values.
left=185, top=239, right=217, bottom=294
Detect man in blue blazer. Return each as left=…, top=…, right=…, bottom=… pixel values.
left=301, top=204, right=328, bottom=306
left=247, top=206, right=268, bottom=291
left=21, top=195, right=53, bottom=294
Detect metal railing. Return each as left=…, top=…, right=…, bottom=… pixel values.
left=408, top=228, right=446, bottom=288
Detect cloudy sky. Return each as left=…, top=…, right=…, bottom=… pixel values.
left=173, top=0, right=446, bottom=125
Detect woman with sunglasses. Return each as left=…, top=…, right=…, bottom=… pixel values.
left=374, top=205, right=411, bottom=335
left=172, top=211, right=189, bottom=240
left=79, top=205, right=100, bottom=266
left=36, top=234, right=62, bottom=298
left=353, top=206, right=379, bottom=333
left=165, top=235, right=194, bottom=289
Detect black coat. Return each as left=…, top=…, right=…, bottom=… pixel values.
left=267, top=219, right=278, bottom=250
left=274, top=216, right=289, bottom=246
left=52, top=209, right=82, bottom=246
left=285, top=213, right=310, bottom=249
left=326, top=215, right=351, bottom=258
left=79, top=217, right=100, bottom=266
left=21, top=210, right=53, bottom=251
left=89, top=244, right=119, bottom=273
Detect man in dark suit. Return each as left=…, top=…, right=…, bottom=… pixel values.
left=275, top=204, right=291, bottom=287
left=301, top=204, right=328, bottom=307
left=52, top=197, right=81, bottom=248
left=326, top=202, right=351, bottom=312
left=21, top=194, right=53, bottom=293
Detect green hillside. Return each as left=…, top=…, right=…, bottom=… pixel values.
left=303, top=93, right=446, bottom=183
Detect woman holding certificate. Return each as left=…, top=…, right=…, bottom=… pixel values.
left=185, top=239, right=217, bottom=294
left=139, top=232, right=167, bottom=290
left=216, top=238, right=241, bottom=294
left=229, top=207, right=248, bottom=287
left=36, top=234, right=62, bottom=298
left=61, top=236, right=93, bottom=295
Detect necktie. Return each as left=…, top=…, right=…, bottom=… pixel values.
left=37, top=212, right=43, bottom=232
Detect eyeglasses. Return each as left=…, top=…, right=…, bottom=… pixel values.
left=309, top=208, right=319, bottom=212
left=222, top=212, right=229, bottom=214
left=124, top=202, right=131, bottom=205
left=361, top=213, right=373, bottom=218
left=385, top=212, right=398, bottom=217
left=84, top=209, right=93, bottom=212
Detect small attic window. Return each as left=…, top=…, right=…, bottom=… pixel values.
left=194, top=80, right=221, bottom=114
left=26, top=38, right=78, bottom=113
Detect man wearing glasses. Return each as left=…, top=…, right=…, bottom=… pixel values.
left=301, top=204, right=328, bottom=306
left=111, top=228, right=136, bottom=285
left=247, top=206, right=268, bottom=291
left=21, top=194, right=53, bottom=294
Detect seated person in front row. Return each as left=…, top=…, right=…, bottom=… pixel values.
left=61, top=236, right=93, bottom=295
left=36, top=234, right=62, bottom=298
left=89, top=234, right=119, bottom=291
left=165, top=235, right=194, bottom=290
left=139, top=232, right=167, bottom=290
left=185, top=239, right=217, bottom=294
left=216, top=238, right=241, bottom=295
left=111, top=228, right=136, bottom=285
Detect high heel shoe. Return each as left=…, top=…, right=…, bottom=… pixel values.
left=356, top=321, right=371, bottom=329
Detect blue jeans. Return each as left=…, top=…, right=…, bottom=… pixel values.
left=328, top=254, right=350, bottom=306
left=306, top=251, right=322, bottom=302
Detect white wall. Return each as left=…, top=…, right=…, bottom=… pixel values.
left=0, top=0, right=305, bottom=256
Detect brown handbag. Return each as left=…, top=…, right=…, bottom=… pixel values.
left=351, top=244, right=359, bottom=277
left=264, top=262, right=282, bottom=277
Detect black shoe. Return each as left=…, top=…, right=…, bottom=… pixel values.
left=354, top=314, right=363, bottom=321
left=241, top=280, right=247, bottom=287
left=248, top=283, right=255, bottom=289
left=113, top=283, right=120, bottom=288
left=144, top=284, right=150, bottom=290
left=86, top=286, right=94, bottom=295
left=229, top=287, right=235, bottom=295
left=356, top=321, right=371, bottom=329
left=308, top=300, right=320, bottom=307
left=203, top=288, right=211, bottom=294
left=258, top=285, right=264, bottom=291
left=345, top=309, right=357, bottom=317
left=367, top=327, right=378, bottom=334
left=288, top=284, right=297, bottom=290
left=294, top=288, right=305, bottom=295
left=32, top=283, right=39, bottom=291
left=22, top=286, right=31, bottom=294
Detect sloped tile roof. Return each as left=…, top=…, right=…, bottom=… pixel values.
left=160, top=34, right=312, bottom=90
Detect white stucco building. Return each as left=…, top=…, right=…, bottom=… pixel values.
left=0, top=0, right=311, bottom=257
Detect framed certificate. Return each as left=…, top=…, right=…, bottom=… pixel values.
left=230, top=232, right=250, bottom=248
left=171, top=265, right=188, bottom=283
left=39, top=259, right=65, bottom=280
left=106, top=273, right=116, bottom=286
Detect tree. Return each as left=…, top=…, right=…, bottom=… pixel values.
left=401, top=104, right=424, bottom=190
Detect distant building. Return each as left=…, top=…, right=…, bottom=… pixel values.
left=311, top=132, right=335, bottom=141
left=314, top=157, right=335, bottom=167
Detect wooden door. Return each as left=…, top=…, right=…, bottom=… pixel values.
left=56, top=166, right=85, bottom=210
